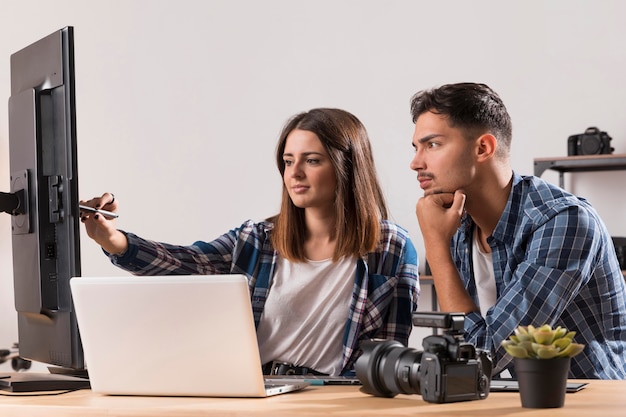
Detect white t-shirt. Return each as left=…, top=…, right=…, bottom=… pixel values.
left=472, top=228, right=496, bottom=318
left=257, top=254, right=356, bottom=375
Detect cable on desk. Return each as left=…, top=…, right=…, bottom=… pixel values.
left=0, top=387, right=84, bottom=397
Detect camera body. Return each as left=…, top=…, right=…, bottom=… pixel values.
left=567, top=127, right=614, bottom=156
left=613, top=237, right=626, bottom=270
left=355, top=312, right=492, bottom=403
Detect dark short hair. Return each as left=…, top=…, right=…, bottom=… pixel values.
left=410, top=83, right=513, bottom=155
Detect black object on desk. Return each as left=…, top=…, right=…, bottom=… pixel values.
left=0, top=372, right=90, bottom=393
left=490, top=379, right=587, bottom=393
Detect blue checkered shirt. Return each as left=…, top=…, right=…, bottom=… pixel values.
left=107, top=219, right=419, bottom=374
left=454, top=173, right=626, bottom=379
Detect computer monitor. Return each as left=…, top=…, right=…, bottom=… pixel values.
left=0, top=26, right=88, bottom=391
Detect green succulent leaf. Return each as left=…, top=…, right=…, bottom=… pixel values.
left=533, top=328, right=556, bottom=345
left=553, top=337, right=572, bottom=350
left=502, top=342, right=531, bottom=358
left=502, top=324, right=585, bottom=359
left=553, top=327, right=568, bottom=339
left=557, top=343, right=585, bottom=358
left=515, top=326, right=530, bottom=337
left=532, top=343, right=559, bottom=359
left=517, top=341, right=534, bottom=354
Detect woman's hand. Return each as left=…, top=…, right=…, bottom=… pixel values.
left=79, top=192, right=128, bottom=255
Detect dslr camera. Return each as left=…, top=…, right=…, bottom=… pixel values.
left=567, top=127, right=614, bottom=156
left=355, top=312, right=492, bottom=403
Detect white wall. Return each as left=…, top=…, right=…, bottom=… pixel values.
left=1, top=0, right=625, bottom=369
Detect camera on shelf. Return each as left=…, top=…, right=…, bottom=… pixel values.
left=613, top=237, right=626, bottom=270
left=355, top=312, right=492, bottom=404
left=567, top=127, right=614, bottom=156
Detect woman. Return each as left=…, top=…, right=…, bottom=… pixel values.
left=80, top=108, right=419, bottom=376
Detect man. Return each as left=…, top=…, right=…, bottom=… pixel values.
left=410, top=82, right=626, bottom=379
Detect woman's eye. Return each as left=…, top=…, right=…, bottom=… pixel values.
left=307, top=159, right=320, bottom=165
left=283, top=160, right=293, bottom=166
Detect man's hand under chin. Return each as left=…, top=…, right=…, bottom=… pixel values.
left=416, top=190, right=466, bottom=246
left=422, top=190, right=456, bottom=207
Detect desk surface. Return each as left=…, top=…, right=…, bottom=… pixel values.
left=0, top=380, right=623, bottom=417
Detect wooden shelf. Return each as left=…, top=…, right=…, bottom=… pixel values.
left=418, top=275, right=433, bottom=284
left=534, top=154, right=626, bottom=187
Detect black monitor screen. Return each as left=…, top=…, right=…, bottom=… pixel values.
left=1, top=27, right=86, bottom=390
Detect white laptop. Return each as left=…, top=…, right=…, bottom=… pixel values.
left=69, top=274, right=309, bottom=397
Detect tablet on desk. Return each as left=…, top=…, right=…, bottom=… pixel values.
left=264, top=375, right=362, bottom=386
left=266, top=376, right=590, bottom=392
left=489, top=379, right=588, bottom=393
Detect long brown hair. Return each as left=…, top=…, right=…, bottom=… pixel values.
left=270, top=108, right=388, bottom=262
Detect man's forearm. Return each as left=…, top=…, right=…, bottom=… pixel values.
left=426, top=246, right=479, bottom=314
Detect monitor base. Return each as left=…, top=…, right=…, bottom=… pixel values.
left=0, top=371, right=90, bottom=392
left=47, top=365, right=89, bottom=378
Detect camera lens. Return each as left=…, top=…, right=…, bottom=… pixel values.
left=355, top=340, right=422, bottom=398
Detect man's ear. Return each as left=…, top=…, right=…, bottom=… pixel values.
left=475, top=133, right=497, bottom=162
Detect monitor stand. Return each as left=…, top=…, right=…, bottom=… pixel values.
left=0, top=368, right=90, bottom=392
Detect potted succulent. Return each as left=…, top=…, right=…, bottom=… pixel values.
left=501, top=324, right=585, bottom=408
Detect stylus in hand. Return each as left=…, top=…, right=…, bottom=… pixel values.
left=79, top=205, right=119, bottom=219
